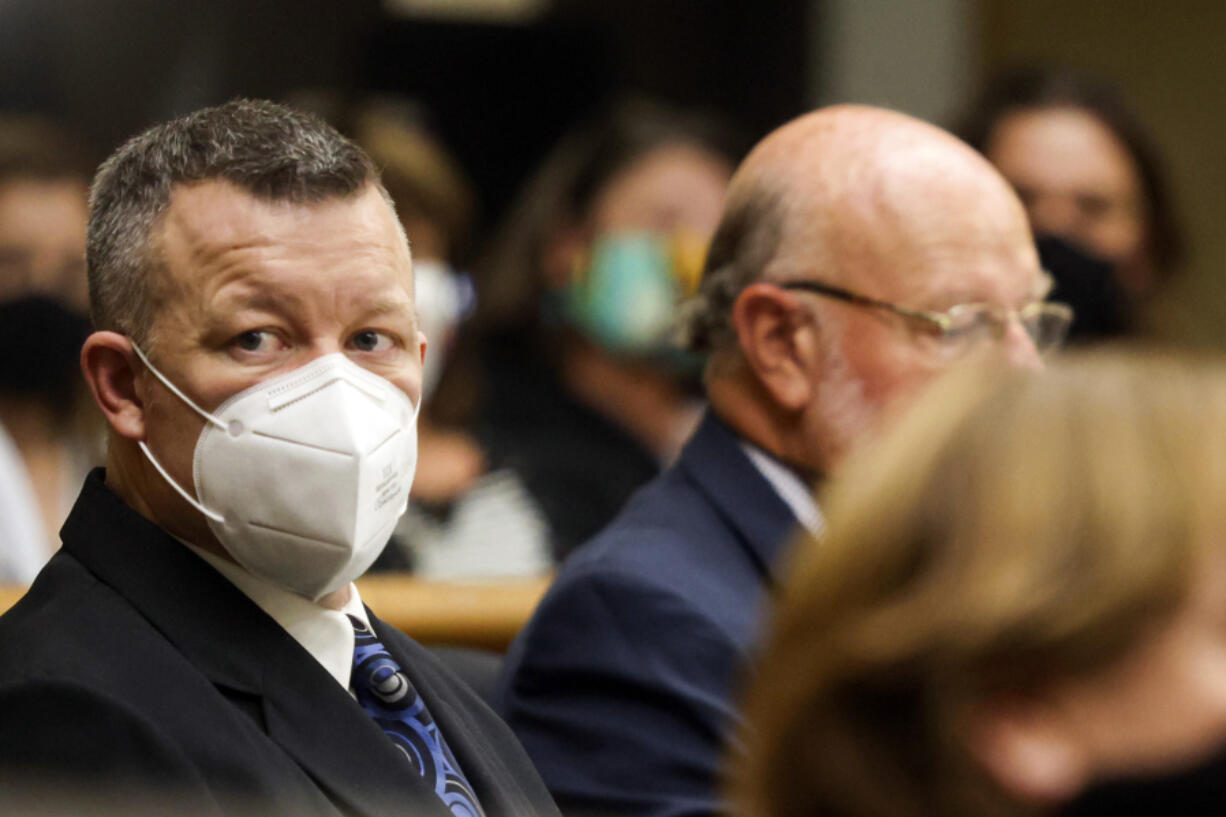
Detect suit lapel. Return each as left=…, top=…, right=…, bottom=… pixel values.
left=677, top=412, right=802, bottom=582
left=259, top=644, right=453, bottom=817
left=62, top=470, right=450, bottom=817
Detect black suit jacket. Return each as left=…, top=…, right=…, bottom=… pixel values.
left=0, top=470, right=560, bottom=817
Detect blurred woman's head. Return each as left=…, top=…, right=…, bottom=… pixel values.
left=960, top=66, right=1182, bottom=305
left=0, top=115, right=93, bottom=312
left=0, top=116, right=95, bottom=426
left=477, top=98, right=744, bottom=356
left=346, top=100, right=477, bottom=265
left=733, top=351, right=1226, bottom=817
left=345, top=99, right=478, bottom=404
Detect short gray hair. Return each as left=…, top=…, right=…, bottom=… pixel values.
left=679, top=183, right=785, bottom=357
left=87, top=98, right=380, bottom=344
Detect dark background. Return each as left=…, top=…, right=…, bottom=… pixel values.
left=0, top=0, right=811, bottom=231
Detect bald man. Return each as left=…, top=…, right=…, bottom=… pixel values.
left=493, top=106, right=1072, bottom=817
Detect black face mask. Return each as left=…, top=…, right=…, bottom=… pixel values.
left=1059, top=742, right=1226, bottom=816
left=1035, top=234, right=1132, bottom=344
left=0, top=294, right=91, bottom=416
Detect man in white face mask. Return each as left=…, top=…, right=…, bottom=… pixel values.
left=0, top=99, right=560, bottom=817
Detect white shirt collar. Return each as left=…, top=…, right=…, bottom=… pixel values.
left=739, top=440, right=825, bottom=535
left=184, top=544, right=369, bottom=692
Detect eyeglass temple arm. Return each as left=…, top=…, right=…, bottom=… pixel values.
left=777, top=280, right=950, bottom=331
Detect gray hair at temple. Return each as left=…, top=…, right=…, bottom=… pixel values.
left=86, top=98, right=383, bottom=346
left=678, top=176, right=788, bottom=360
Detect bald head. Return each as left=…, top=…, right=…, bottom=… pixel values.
left=686, top=105, right=1037, bottom=357
left=688, top=105, right=1046, bottom=474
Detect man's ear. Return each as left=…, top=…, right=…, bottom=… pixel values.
left=965, top=695, right=1091, bottom=805
left=731, top=282, right=819, bottom=412
left=81, top=331, right=146, bottom=441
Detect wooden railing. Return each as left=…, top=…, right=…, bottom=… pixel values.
left=354, top=573, right=551, bottom=650
left=0, top=585, right=22, bottom=619
left=0, top=573, right=551, bottom=652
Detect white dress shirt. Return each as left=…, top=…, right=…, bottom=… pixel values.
left=739, top=440, right=825, bottom=536
left=186, top=544, right=369, bottom=692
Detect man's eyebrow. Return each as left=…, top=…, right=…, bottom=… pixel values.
left=360, top=295, right=414, bottom=316
left=217, top=290, right=296, bottom=312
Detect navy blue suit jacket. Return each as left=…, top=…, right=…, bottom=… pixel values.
left=0, top=470, right=560, bottom=817
left=493, top=412, right=801, bottom=817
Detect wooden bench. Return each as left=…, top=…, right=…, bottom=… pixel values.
left=0, top=573, right=551, bottom=652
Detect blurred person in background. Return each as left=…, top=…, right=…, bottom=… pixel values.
left=472, top=98, right=744, bottom=561
left=960, top=65, right=1184, bottom=341
left=733, top=352, right=1226, bottom=817
left=0, top=115, right=92, bottom=310
left=495, top=104, right=1070, bottom=817
left=341, top=97, right=551, bottom=579
left=0, top=115, right=100, bottom=582
left=0, top=421, right=46, bottom=582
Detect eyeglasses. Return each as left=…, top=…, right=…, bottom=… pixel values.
left=777, top=278, right=1074, bottom=357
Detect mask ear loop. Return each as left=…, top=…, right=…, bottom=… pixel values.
left=396, top=379, right=425, bottom=518
left=129, top=342, right=226, bottom=524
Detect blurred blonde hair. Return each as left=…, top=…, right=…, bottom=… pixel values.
left=349, top=103, right=477, bottom=258
left=731, top=350, right=1226, bottom=817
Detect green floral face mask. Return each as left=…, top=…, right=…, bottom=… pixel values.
left=563, top=230, right=705, bottom=356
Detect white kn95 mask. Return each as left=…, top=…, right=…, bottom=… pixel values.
left=131, top=344, right=419, bottom=600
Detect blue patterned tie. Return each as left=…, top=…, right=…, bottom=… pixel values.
left=348, top=615, right=486, bottom=817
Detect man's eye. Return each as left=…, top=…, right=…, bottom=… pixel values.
left=235, top=330, right=273, bottom=352
left=350, top=330, right=393, bottom=352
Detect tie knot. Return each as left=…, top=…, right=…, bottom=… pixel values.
left=347, top=614, right=371, bottom=635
